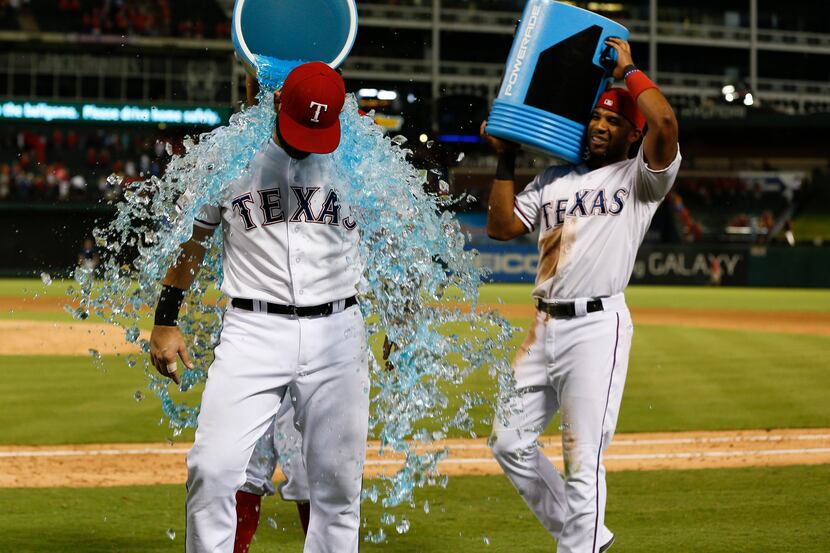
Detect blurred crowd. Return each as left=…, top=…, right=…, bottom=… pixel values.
left=0, top=127, right=176, bottom=202
left=671, top=176, right=788, bottom=243
left=2, top=0, right=232, bottom=39
left=63, top=0, right=229, bottom=39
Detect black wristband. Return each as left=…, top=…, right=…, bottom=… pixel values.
left=495, top=152, right=517, bottom=181
left=154, top=285, right=185, bottom=326
left=623, top=64, right=638, bottom=78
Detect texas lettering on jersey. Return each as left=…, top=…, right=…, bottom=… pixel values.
left=539, top=187, right=629, bottom=230
left=230, top=186, right=357, bottom=231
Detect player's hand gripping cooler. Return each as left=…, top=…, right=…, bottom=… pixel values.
left=485, top=0, right=628, bottom=164
left=231, top=0, right=358, bottom=83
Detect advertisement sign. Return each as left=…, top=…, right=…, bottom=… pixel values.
left=631, top=245, right=749, bottom=286
left=472, top=243, right=751, bottom=286
left=0, top=99, right=230, bottom=127
left=473, top=244, right=538, bottom=283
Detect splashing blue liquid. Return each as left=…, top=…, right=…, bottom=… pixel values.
left=70, top=54, right=519, bottom=540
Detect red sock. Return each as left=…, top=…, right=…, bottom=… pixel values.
left=233, top=491, right=262, bottom=553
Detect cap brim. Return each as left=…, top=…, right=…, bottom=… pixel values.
left=279, top=114, right=341, bottom=154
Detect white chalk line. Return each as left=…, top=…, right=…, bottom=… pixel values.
left=369, top=448, right=830, bottom=466
left=368, top=433, right=830, bottom=451
left=3, top=447, right=830, bottom=464
left=0, top=448, right=187, bottom=458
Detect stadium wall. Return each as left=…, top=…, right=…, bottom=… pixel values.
left=473, top=243, right=830, bottom=288
left=3, top=205, right=829, bottom=287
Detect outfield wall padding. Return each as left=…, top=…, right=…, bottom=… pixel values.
left=1, top=205, right=829, bottom=287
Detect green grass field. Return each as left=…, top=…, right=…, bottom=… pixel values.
left=2, top=466, right=828, bottom=553
left=3, top=319, right=829, bottom=445
left=792, top=213, right=830, bottom=242
left=2, top=281, right=830, bottom=551
left=2, top=282, right=829, bottom=443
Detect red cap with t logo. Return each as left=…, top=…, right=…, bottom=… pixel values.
left=278, top=61, right=346, bottom=154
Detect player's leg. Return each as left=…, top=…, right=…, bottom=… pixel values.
left=234, top=399, right=310, bottom=552
left=233, top=490, right=262, bottom=553
left=554, top=308, right=633, bottom=553
left=292, top=305, right=369, bottom=553
left=273, top=398, right=311, bottom=534
left=185, top=309, right=298, bottom=553
left=491, top=385, right=564, bottom=534
left=273, top=396, right=309, bottom=507
left=233, top=417, right=278, bottom=553
left=490, top=311, right=567, bottom=537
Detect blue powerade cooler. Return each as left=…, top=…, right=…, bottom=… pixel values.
left=486, top=0, right=629, bottom=164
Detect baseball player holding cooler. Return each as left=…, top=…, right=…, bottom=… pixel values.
left=149, top=62, right=369, bottom=553
left=482, top=38, right=680, bottom=553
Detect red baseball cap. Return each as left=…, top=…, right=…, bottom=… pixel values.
left=595, top=88, right=646, bottom=130
left=278, top=62, right=345, bottom=154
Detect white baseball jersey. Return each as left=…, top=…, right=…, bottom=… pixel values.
left=193, top=139, right=361, bottom=306
left=514, top=144, right=681, bottom=300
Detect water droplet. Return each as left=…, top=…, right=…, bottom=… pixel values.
left=166, top=528, right=176, bottom=540
left=439, top=180, right=450, bottom=193
left=88, top=349, right=101, bottom=360
left=134, top=390, right=144, bottom=402
left=71, top=307, right=89, bottom=320
left=456, top=152, right=465, bottom=162
left=125, top=326, right=140, bottom=343
left=165, top=142, right=173, bottom=156
left=39, top=272, right=52, bottom=286
left=395, top=516, right=410, bottom=534
left=391, top=135, right=407, bottom=146
left=266, top=517, right=278, bottom=529
left=380, top=512, right=395, bottom=525
left=423, top=500, right=430, bottom=514
left=483, top=536, right=490, bottom=545
left=426, top=140, right=435, bottom=149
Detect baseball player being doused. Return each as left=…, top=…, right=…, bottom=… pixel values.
left=481, top=38, right=680, bottom=553
left=149, top=62, right=369, bottom=553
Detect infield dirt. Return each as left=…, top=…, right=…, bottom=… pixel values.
left=0, top=428, right=828, bottom=488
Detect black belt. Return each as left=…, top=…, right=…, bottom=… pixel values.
left=536, top=298, right=604, bottom=319
left=232, top=296, right=357, bottom=318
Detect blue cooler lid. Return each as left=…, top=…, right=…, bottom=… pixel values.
left=232, top=0, right=358, bottom=73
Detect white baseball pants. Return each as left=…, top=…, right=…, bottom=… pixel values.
left=240, top=400, right=309, bottom=502
left=491, top=294, right=632, bottom=553
left=185, top=303, right=369, bottom=553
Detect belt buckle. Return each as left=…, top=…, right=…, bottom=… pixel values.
left=290, top=305, right=299, bottom=317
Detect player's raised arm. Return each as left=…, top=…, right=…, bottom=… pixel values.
left=149, top=224, right=215, bottom=384
left=605, top=37, right=678, bottom=171
left=480, top=121, right=530, bottom=241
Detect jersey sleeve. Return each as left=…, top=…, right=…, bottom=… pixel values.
left=513, top=172, right=546, bottom=232
left=634, top=143, right=682, bottom=203
left=193, top=203, right=221, bottom=229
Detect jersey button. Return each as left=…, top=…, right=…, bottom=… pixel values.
left=298, top=289, right=304, bottom=296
